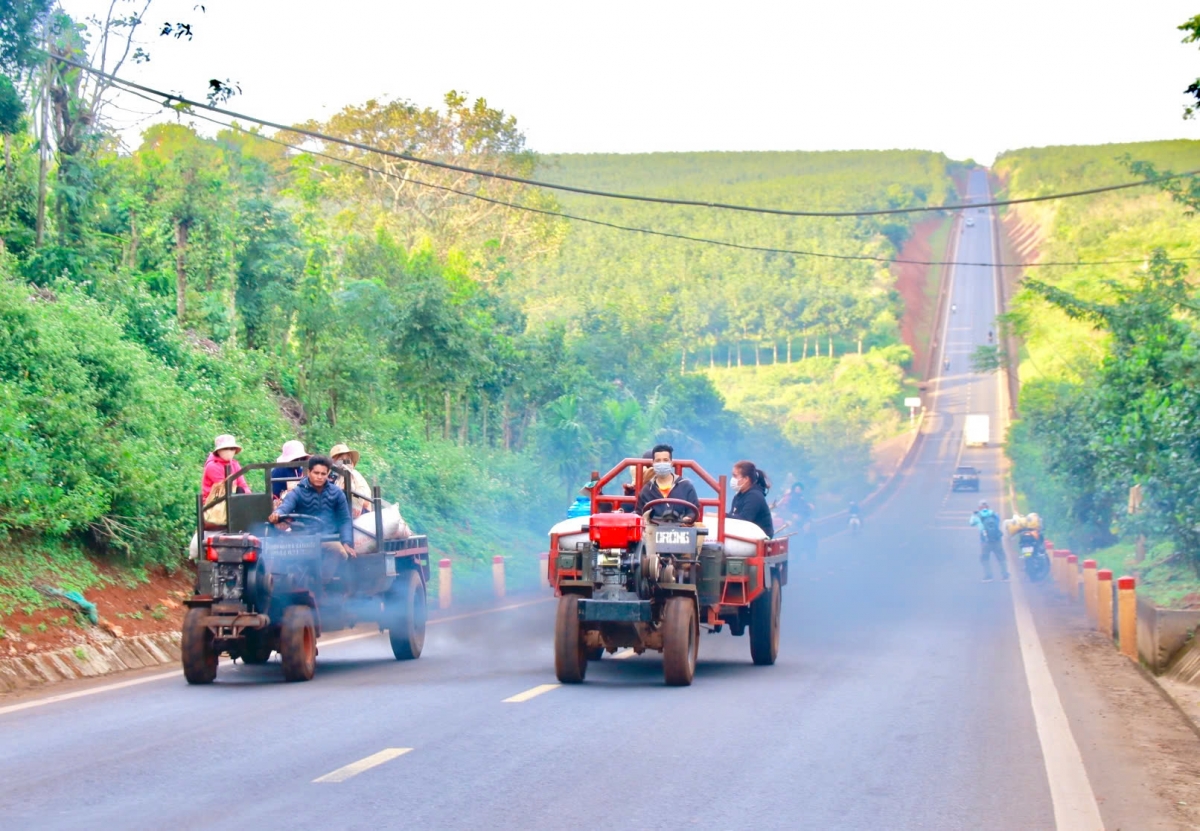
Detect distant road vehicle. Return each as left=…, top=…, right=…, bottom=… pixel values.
left=964, top=414, right=990, bottom=447
left=965, top=217, right=975, bottom=227
left=952, top=466, right=980, bottom=492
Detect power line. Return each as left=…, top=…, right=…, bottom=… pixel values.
left=125, top=87, right=1200, bottom=271
left=49, top=52, right=1200, bottom=221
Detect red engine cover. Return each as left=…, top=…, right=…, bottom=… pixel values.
left=589, top=512, right=643, bottom=548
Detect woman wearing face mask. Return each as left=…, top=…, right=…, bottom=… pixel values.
left=634, top=443, right=701, bottom=523
left=729, top=460, right=774, bottom=537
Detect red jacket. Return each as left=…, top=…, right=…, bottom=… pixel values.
left=202, top=453, right=250, bottom=501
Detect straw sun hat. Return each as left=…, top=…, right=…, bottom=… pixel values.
left=213, top=434, right=242, bottom=454
left=328, top=443, right=361, bottom=466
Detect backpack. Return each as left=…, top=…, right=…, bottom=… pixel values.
left=981, top=512, right=1002, bottom=542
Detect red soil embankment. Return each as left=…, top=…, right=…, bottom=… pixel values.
left=892, top=215, right=947, bottom=376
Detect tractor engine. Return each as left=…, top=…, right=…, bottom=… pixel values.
left=588, top=513, right=643, bottom=599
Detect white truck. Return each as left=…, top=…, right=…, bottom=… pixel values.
left=964, top=414, right=990, bottom=447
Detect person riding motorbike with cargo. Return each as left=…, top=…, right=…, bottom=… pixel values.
left=635, top=444, right=700, bottom=524
left=268, top=455, right=357, bottom=559
left=330, top=443, right=372, bottom=518
left=969, top=499, right=1009, bottom=581
left=729, top=460, right=774, bottom=537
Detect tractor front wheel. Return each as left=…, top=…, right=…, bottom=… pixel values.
left=181, top=606, right=217, bottom=685
left=554, top=595, right=587, bottom=683
left=280, top=605, right=317, bottom=682
left=387, top=570, right=427, bottom=660
left=662, top=596, right=697, bottom=686
left=750, top=575, right=782, bottom=666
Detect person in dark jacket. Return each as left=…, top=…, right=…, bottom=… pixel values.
left=268, top=455, right=356, bottom=558
left=635, top=444, right=701, bottom=522
left=271, top=440, right=309, bottom=501
left=729, top=460, right=774, bottom=537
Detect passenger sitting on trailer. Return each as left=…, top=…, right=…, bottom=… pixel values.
left=330, top=443, right=373, bottom=518
left=635, top=444, right=701, bottom=524
left=268, top=455, right=357, bottom=559
left=621, top=450, right=655, bottom=513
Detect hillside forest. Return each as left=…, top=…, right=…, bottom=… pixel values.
left=0, top=3, right=957, bottom=609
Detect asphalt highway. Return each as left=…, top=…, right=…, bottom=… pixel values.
left=0, top=171, right=1191, bottom=830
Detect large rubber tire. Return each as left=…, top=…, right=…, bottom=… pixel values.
left=554, top=595, right=587, bottom=683
left=388, top=570, right=427, bottom=660
left=181, top=606, right=217, bottom=685
left=750, top=576, right=782, bottom=666
left=661, top=596, right=698, bottom=686
left=241, top=629, right=273, bottom=664
left=280, top=605, right=317, bottom=682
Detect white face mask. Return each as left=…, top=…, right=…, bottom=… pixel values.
left=653, top=462, right=674, bottom=477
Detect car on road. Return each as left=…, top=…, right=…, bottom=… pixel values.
left=965, top=217, right=975, bottom=227
left=952, top=466, right=980, bottom=491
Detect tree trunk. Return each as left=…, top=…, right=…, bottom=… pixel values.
left=726, top=345, right=732, bottom=368
left=444, top=391, right=452, bottom=440
left=459, top=396, right=468, bottom=445
left=787, top=338, right=792, bottom=363
left=35, top=82, right=48, bottom=247
left=828, top=337, right=833, bottom=358
left=737, top=343, right=742, bottom=367
left=175, top=220, right=189, bottom=321
left=482, top=395, right=489, bottom=446
left=680, top=348, right=686, bottom=374
left=502, top=396, right=512, bottom=450
left=802, top=338, right=809, bottom=360
left=755, top=345, right=760, bottom=367
left=772, top=342, right=778, bottom=364
left=127, top=209, right=139, bottom=269
left=857, top=338, right=863, bottom=355
left=709, top=345, right=714, bottom=368
left=3, top=134, right=10, bottom=182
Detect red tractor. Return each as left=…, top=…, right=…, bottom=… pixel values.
left=548, top=458, right=787, bottom=686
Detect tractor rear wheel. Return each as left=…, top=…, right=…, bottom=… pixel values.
left=662, top=596, right=697, bottom=686
left=241, top=629, right=273, bottom=664
left=181, top=606, right=217, bottom=685
left=387, top=570, right=427, bottom=660
left=554, top=595, right=587, bottom=683
left=280, top=605, right=317, bottom=682
left=750, top=575, right=782, bottom=666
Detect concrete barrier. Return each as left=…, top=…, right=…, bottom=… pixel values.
left=438, top=558, right=452, bottom=609
left=0, top=632, right=182, bottom=694
left=1065, top=553, right=1078, bottom=601
left=1082, top=559, right=1098, bottom=623
left=1096, top=569, right=1113, bottom=639
left=1118, top=576, right=1138, bottom=661
left=492, top=555, right=506, bottom=599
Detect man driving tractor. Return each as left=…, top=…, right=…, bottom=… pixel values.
left=268, top=455, right=357, bottom=559
left=634, top=444, right=701, bottom=522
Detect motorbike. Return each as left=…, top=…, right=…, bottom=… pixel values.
left=1017, top=530, right=1049, bottom=582
left=848, top=515, right=862, bottom=535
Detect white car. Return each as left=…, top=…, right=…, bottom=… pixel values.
left=965, top=217, right=975, bottom=227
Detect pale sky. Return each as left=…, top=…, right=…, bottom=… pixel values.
left=62, top=0, right=1199, bottom=163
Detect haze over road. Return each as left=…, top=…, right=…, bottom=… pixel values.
left=2, top=172, right=1198, bottom=829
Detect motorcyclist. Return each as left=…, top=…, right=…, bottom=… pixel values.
left=969, top=499, right=1009, bottom=582
left=847, top=500, right=862, bottom=533
left=951, top=303, right=957, bottom=314
left=987, top=329, right=994, bottom=343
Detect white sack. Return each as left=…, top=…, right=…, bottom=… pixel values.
left=352, top=503, right=410, bottom=554
left=550, top=517, right=590, bottom=552
left=702, top=515, right=768, bottom=557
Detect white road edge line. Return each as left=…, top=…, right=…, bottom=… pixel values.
left=502, top=683, right=560, bottom=703
left=986, top=195, right=1103, bottom=830
left=0, top=596, right=554, bottom=718
left=313, top=747, right=411, bottom=783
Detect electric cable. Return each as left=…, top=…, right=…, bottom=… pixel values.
left=49, top=52, right=1200, bottom=221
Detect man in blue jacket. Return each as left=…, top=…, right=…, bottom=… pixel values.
left=969, top=499, right=1009, bottom=582
left=268, top=455, right=356, bottom=558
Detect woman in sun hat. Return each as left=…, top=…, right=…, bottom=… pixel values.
left=271, top=440, right=310, bottom=501
left=202, top=434, right=251, bottom=502
left=330, top=442, right=372, bottom=517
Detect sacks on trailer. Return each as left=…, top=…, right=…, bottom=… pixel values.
left=550, top=516, right=590, bottom=551
left=352, top=503, right=411, bottom=555
left=702, top=515, right=767, bottom=557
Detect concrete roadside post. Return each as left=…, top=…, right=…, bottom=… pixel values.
left=1065, top=553, right=1078, bottom=602
left=1096, top=569, right=1114, bottom=639
left=438, top=558, right=452, bottom=609
left=492, top=555, right=506, bottom=599
left=1052, top=550, right=1066, bottom=595
left=1082, top=559, right=1098, bottom=623
left=1118, top=575, right=1138, bottom=661
left=538, top=551, right=549, bottom=588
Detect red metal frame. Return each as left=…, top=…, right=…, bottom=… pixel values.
left=589, top=458, right=727, bottom=543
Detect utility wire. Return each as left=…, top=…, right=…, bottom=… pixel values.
left=126, top=86, right=1200, bottom=271
left=49, top=52, right=1200, bottom=221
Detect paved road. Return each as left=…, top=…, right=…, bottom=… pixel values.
left=1, top=171, right=1194, bottom=829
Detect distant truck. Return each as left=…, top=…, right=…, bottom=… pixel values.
left=964, top=414, right=990, bottom=447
